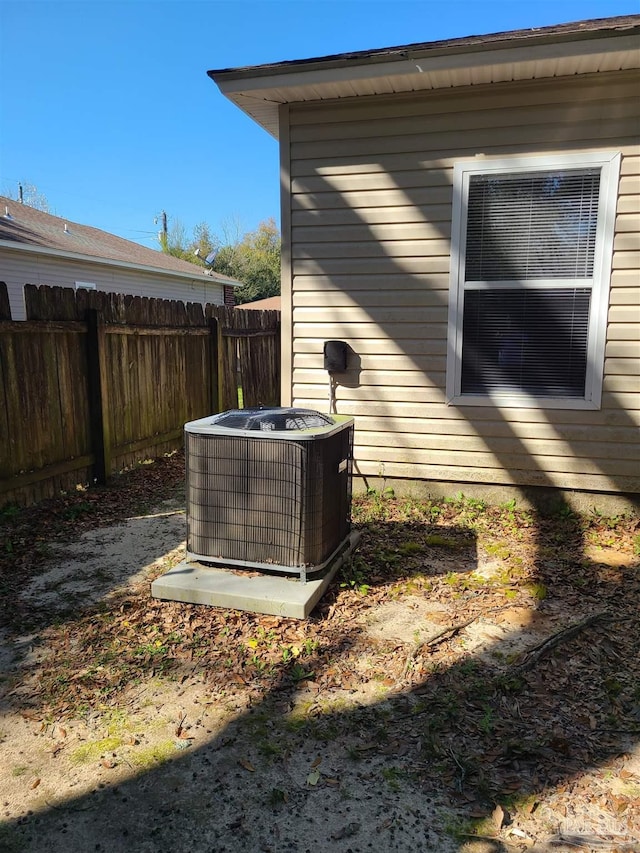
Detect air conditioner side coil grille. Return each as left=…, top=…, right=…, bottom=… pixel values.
left=185, top=422, right=353, bottom=574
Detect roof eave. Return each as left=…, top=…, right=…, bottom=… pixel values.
left=209, top=20, right=640, bottom=138
left=0, top=240, right=243, bottom=288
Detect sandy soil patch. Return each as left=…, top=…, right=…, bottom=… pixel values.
left=1, top=485, right=639, bottom=853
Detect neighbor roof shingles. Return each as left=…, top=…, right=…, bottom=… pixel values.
left=0, top=197, right=238, bottom=284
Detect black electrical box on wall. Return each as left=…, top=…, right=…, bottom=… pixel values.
left=324, top=340, right=348, bottom=373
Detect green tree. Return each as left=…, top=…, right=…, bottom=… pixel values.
left=159, top=218, right=210, bottom=265
left=213, top=218, right=280, bottom=304
left=159, top=216, right=280, bottom=303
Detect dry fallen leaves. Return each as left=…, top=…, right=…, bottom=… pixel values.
left=2, top=453, right=639, bottom=847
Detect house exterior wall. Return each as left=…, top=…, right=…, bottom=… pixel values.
left=281, top=70, right=640, bottom=496
left=0, top=249, right=226, bottom=320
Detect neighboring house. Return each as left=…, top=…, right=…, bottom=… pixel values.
left=235, top=296, right=281, bottom=311
left=0, top=198, right=240, bottom=320
left=209, top=15, right=640, bottom=501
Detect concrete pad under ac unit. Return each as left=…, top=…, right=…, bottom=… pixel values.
left=151, top=531, right=360, bottom=619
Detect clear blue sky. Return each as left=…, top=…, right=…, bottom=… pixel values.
left=1, top=0, right=637, bottom=249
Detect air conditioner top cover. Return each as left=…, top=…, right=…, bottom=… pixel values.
left=185, top=407, right=353, bottom=440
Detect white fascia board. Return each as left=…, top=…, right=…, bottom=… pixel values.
left=0, top=239, right=242, bottom=288
left=215, top=34, right=640, bottom=97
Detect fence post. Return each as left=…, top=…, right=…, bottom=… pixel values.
left=209, top=316, right=220, bottom=415
left=0, top=282, right=11, bottom=321
left=86, top=308, right=111, bottom=484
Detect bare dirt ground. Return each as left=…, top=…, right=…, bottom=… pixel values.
left=1, top=453, right=639, bottom=853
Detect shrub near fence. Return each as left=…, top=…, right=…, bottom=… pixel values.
left=0, top=283, right=280, bottom=505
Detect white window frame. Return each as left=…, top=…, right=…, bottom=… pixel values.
left=446, top=151, right=620, bottom=410
left=74, top=281, right=96, bottom=291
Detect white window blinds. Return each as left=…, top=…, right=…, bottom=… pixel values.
left=465, top=169, right=601, bottom=282
left=461, top=287, right=591, bottom=397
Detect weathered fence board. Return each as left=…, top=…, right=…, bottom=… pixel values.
left=211, top=305, right=281, bottom=410
left=86, top=309, right=110, bottom=485
left=0, top=321, right=94, bottom=502
left=236, top=310, right=281, bottom=408
left=0, top=285, right=281, bottom=505
left=0, top=283, right=10, bottom=321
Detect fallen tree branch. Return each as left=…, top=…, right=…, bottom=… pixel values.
left=403, top=606, right=516, bottom=675
left=513, top=611, right=608, bottom=674
left=404, top=615, right=480, bottom=674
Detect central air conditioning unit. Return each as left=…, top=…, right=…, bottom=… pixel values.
left=184, top=408, right=354, bottom=581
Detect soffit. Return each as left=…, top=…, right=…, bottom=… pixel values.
left=209, top=19, right=640, bottom=138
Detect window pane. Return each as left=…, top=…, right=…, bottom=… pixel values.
left=466, top=170, right=600, bottom=281
left=461, top=288, right=591, bottom=397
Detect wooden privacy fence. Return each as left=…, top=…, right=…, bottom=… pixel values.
left=0, top=283, right=280, bottom=505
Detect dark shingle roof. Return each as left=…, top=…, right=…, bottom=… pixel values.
left=0, top=197, right=240, bottom=286
left=209, top=14, right=640, bottom=77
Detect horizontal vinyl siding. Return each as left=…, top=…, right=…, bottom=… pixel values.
left=286, top=71, right=640, bottom=494
left=0, top=252, right=224, bottom=320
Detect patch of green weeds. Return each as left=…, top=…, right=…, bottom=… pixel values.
left=353, top=486, right=395, bottom=521
left=130, top=740, right=178, bottom=769
left=340, top=556, right=371, bottom=594
left=289, top=662, right=314, bottom=683
left=389, top=576, right=431, bottom=597
left=134, top=639, right=169, bottom=658
left=285, top=699, right=316, bottom=732
left=302, top=638, right=318, bottom=656
left=11, top=765, right=29, bottom=777
left=397, top=541, right=423, bottom=556
left=496, top=674, right=525, bottom=694
left=497, top=498, right=522, bottom=531
left=478, top=705, right=494, bottom=734
left=526, top=582, right=548, bottom=600
left=62, top=501, right=94, bottom=521
left=556, top=504, right=576, bottom=520
left=255, top=626, right=278, bottom=647
left=445, top=493, right=485, bottom=510
left=258, top=739, right=282, bottom=759
left=442, top=494, right=488, bottom=528
left=71, top=736, right=123, bottom=764
left=267, top=787, right=288, bottom=806
left=441, top=814, right=480, bottom=841
left=504, top=791, right=539, bottom=817
left=379, top=549, right=401, bottom=565
left=381, top=766, right=403, bottom=791
left=424, top=534, right=462, bottom=549
left=0, top=503, right=21, bottom=522
left=484, top=541, right=511, bottom=560
left=457, top=659, right=479, bottom=677
left=500, top=498, right=518, bottom=513
left=604, top=677, right=623, bottom=699
left=250, top=654, right=267, bottom=674
left=510, top=556, right=525, bottom=573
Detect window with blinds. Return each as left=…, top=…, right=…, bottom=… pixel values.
left=461, top=288, right=591, bottom=397
left=465, top=170, right=600, bottom=282
left=447, top=153, right=619, bottom=409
